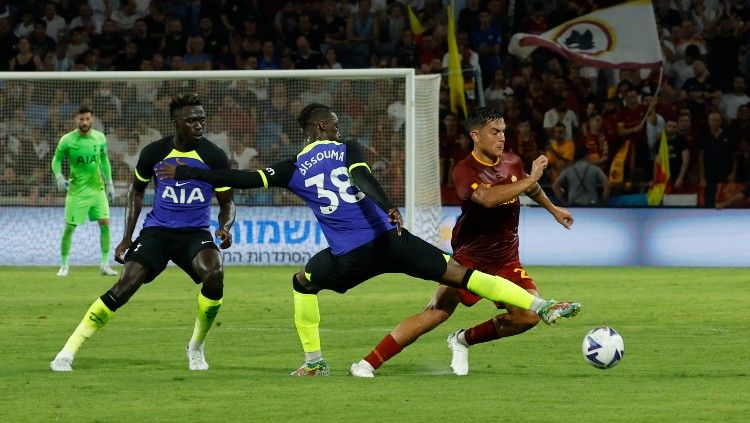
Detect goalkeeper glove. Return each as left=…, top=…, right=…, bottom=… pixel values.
left=55, top=174, right=69, bottom=191
left=106, top=180, right=115, bottom=202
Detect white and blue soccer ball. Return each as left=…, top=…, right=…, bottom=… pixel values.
left=582, top=327, right=624, bottom=369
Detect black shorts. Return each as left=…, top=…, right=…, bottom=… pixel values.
left=303, top=228, right=448, bottom=294
left=125, top=227, right=219, bottom=283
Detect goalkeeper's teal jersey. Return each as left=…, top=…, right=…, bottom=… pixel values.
left=51, top=129, right=112, bottom=197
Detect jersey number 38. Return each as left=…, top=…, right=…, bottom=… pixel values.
left=305, top=166, right=365, bottom=215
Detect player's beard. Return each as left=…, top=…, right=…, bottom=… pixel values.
left=78, top=123, right=91, bottom=133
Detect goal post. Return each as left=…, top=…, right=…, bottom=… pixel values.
left=0, top=69, right=441, bottom=246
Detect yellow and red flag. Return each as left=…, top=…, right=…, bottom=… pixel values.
left=446, top=1, right=467, bottom=117
left=407, top=5, right=425, bottom=36
left=609, top=140, right=631, bottom=187
left=647, top=129, right=670, bottom=205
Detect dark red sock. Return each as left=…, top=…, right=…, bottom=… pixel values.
left=464, top=318, right=500, bottom=346
left=364, top=334, right=403, bottom=370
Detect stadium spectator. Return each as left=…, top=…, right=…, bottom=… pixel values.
left=160, top=17, right=187, bottom=58
left=457, top=0, right=482, bottom=34
left=258, top=39, right=280, bottom=70
left=227, top=133, right=259, bottom=171
left=700, top=111, right=737, bottom=207
left=66, top=26, right=89, bottom=62
left=719, top=75, right=750, bottom=120
left=346, top=0, right=380, bottom=68
left=669, top=44, right=700, bottom=90
left=321, top=46, right=342, bottom=69
left=673, top=19, right=707, bottom=58
left=376, top=3, right=405, bottom=58
left=9, top=37, right=43, bottom=71
left=293, top=35, right=322, bottom=69
left=317, top=0, right=347, bottom=58
left=0, top=165, right=19, bottom=196
left=111, top=0, right=143, bottom=38
left=509, top=118, right=540, bottom=173
left=581, top=113, right=611, bottom=172
left=182, top=36, right=212, bottom=71
left=69, top=2, right=103, bottom=37
left=704, top=7, right=743, bottom=90
left=716, top=184, right=750, bottom=209
left=197, top=17, right=224, bottom=58
left=518, top=2, right=549, bottom=35
left=553, top=138, right=611, bottom=207
left=546, top=122, right=575, bottom=183
left=655, top=81, right=684, bottom=122
left=143, top=1, right=166, bottom=40
left=42, top=2, right=67, bottom=41
left=729, top=104, right=750, bottom=180
left=439, top=112, right=462, bottom=186
left=112, top=40, right=141, bottom=70
left=441, top=31, right=481, bottom=104
left=617, top=86, right=649, bottom=185
left=543, top=95, right=579, bottom=140
left=29, top=20, right=57, bottom=60
left=470, top=10, right=502, bottom=87
left=50, top=42, right=73, bottom=71
left=0, top=17, right=18, bottom=70
left=56, top=0, right=80, bottom=25
left=92, top=19, right=126, bottom=66
left=14, top=10, right=35, bottom=38
left=129, top=19, right=153, bottom=61
left=655, top=0, right=684, bottom=31
left=119, top=131, right=141, bottom=175
left=294, top=13, right=323, bottom=52
left=663, top=119, right=691, bottom=192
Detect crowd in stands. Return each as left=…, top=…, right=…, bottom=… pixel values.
left=0, top=0, right=749, bottom=208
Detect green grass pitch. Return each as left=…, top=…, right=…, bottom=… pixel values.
left=0, top=266, right=747, bottom=422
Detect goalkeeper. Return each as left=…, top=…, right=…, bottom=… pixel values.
left=51, top=106, right=117, bottom=276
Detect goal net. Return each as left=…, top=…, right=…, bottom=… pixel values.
left=0, top=70, right=442, bottom=258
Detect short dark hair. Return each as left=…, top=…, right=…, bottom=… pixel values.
left=297, top=103, right=333, bottom=130
left=574, top=145, right=588, bottom=161
left=464, top=106, right=503, bottom=132
left=77, top=106, right=93, bottom=115
left=169, top=92, right=202, bottom=119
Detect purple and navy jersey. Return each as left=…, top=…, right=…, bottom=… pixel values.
left=134, top=136, right=230, bottom=229
left=260, top=140, right=392, bottom=255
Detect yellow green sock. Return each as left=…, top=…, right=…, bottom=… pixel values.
left=61, top=298, right=114, bottom=356
left=466, top=270, right=535, bottom=310
left=60, top=224, right=76, bottom=266
left=189, top=292, right=222, bottom=348
left=293, top=289, right=321, bottom=354
left=99, top=224, right=110, bottom=266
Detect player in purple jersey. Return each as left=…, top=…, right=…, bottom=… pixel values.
left=157, top=103, right=580, bottom=376
left=50, top=93, right=236, bottom=372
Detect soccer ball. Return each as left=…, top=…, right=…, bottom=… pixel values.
left=582, top=327, right=624, bottom=369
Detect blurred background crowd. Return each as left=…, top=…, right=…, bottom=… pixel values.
left=1, top=0, right=749, bottom=208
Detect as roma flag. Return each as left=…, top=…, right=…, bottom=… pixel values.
left=509, top=0, right=663, bottom=69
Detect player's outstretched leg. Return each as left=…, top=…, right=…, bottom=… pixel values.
left=50, top=291, right=120, bottom=371
left=537, top=300, right=580, bottom=324
left=442, top=262, right=581, bottom=324
left=57, top=223, right=76, bottom=276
